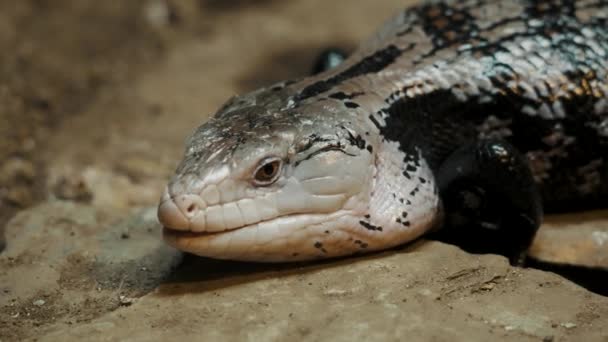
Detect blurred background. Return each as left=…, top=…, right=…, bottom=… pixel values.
left=0, top=0, right=405, bottom=240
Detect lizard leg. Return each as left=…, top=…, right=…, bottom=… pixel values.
left=311, top=48, right=347, bottom=74
left=432, top=139, right=543, bottom=265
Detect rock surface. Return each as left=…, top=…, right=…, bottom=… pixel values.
left=0, top=202, right=181, bottom=341
left=1, top=202, right=607, bottom=341
left=529, top=210, right=608, bottom=269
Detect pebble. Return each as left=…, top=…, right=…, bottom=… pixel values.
left=119, top=295, right=135, bottom=306
left=561, top=322, right=577, bottom=329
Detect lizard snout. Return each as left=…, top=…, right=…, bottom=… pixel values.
left=158, top=186, right=205, bottom=231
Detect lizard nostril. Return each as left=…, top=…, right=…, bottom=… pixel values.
left=186, top=203, right=197, bottom=214
left=175, top=194, right=203, bottom=219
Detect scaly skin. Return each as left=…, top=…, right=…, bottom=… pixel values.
left=158, top=0, right=608, bottom=262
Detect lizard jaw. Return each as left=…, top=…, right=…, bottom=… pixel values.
left=161, top=212, right=361, bottom=262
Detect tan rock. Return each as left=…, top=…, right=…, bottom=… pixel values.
left=0, top=201, right=182, bottom=340
left=2, top=202, right=607, bottom=341
left=530, top=210, right=608, bottom=269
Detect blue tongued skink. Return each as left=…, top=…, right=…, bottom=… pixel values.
left=158, top=0, right=608, bottom=262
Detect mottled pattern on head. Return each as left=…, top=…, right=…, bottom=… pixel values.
left=172, top=84, right=374, bottom=193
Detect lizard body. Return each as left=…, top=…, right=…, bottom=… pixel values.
left=158, top=0, right=608, bottom=262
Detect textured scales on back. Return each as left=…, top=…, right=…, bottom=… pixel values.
left=158, top=0, right=608, bottom=262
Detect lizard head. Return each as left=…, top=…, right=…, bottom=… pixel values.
left=159, top=84, right=442, bottom=262
left=158, top=99, right=380, bottom=261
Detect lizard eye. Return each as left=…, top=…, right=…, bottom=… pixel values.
left=253, top=157, right=282, bottom=186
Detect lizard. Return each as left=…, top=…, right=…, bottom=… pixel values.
left=158, top=0, right=608, bottom=264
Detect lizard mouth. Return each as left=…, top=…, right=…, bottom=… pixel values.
left=161, top=222, right=252, bottom=254
left=161, top=221, right=259, bottom=239
left=161, top=214, right=309, bottom=261
left=161, top=214, right=292, bottom=246
left=161, top=213, right=304, bottom=239
left=162, top=226, right=229, bottom=238
left=157, top=188, right=296, bottom=237
left=161, top=212, right=351, bottom=261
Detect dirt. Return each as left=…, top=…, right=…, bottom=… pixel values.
left=0, top=0, right=163, bottom=247
left=2, top=202, right=607, bottom=341
left=0, top=1, right=606, bottom=341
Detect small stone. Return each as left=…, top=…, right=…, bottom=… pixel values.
left=561, top=322, right=577, bottom=329
left=323, top=289, right=348, bottom=297
left=119, top=295, right=135, bottom=306
left=33, top=299, right=46, bottom=306
left=504, top=325, right=515, bottom=331
left=480, top=283, right=495, bottom=291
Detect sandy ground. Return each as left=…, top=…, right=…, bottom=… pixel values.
left=2, top=201, right=607, bottom=341
left=0, top=1, right=606, bottom=341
